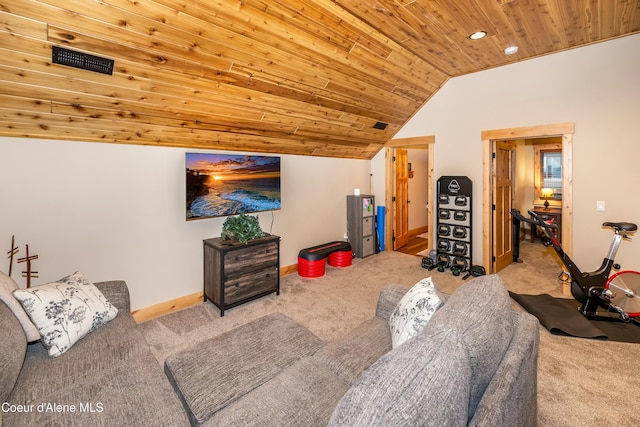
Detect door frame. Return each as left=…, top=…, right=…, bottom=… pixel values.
left=481, top=123, right=574, bottom=273
left=385, top=136, right=435, bottom=252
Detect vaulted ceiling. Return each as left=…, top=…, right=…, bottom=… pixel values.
left=1, top=1, right=638, bottom=159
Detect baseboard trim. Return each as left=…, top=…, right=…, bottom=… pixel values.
left=131, top=264, right=299, bottom=322
left=280, top=263, right=298, bottom=276
left=409, top=225, right=429, bottom=237
left=132, top=291, right=203, bottom=323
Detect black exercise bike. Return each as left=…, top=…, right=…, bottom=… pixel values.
left=511, top=209, right=640, bottom=325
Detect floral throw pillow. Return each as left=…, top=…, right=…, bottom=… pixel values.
left=13, top=272, right=118, bottom=357
left=389, top=277, right=445, bottom=348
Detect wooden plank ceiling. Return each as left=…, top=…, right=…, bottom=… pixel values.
left=1, top=1, right=638, bottom=159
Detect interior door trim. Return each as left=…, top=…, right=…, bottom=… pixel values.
left=384, top=136, right=435, bottom=253
left=481, top=122, right=574, bottom=273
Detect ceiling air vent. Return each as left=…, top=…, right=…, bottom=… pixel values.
left=373, top=121, right=388, bottom=130
left=52, top=46, right=114, bottom=75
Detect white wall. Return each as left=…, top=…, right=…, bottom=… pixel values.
left=374, top=33, right=640, bottom=271
left=370, top=150, right=387, bottom=217
left=0, top=139, right=371, bottom=310
left=513, top=141, right=535, bottom=215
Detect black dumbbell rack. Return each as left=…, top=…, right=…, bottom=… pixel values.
left=436, top=176, right=472, bottom=276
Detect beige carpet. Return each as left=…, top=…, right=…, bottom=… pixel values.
left=140, top=242, right=640, bottom=426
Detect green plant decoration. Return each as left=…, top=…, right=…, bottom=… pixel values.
left=221, top=214, right=265, bottom=244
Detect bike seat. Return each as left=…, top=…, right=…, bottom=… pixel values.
left=603, top=222, right=637, bottom=232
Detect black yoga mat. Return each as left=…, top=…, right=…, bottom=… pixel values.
left=509, top=292, right=640, bottom=343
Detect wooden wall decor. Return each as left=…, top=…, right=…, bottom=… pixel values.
left=0, top=1, right=638, bottom=159
left=6, top=235, right=19, bottom=276
left=17, top=244, right=39, bottom=288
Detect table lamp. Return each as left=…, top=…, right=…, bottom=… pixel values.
left=541, top=188, right=554, bottom=210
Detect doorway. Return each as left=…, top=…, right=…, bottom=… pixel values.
left=481, top=123, right=574, bottom=273
left=384, top=136, right=435, bottom=255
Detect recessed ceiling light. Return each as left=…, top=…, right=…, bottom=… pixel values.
left=504, top=45, right=519, bottom=55
left=469, top=31, right=487, bottom=40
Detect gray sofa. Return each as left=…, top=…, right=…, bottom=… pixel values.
left=164, top=274, right=540, bottom=427
left=1, top=274, right=540, bottom=427
left=1, top=280, right=190, bottom=427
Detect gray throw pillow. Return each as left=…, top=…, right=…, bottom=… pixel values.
left=0, top=269, right=40, bottom=342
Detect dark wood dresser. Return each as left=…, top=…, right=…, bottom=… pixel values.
left=203, top=234, right=280, bottom=316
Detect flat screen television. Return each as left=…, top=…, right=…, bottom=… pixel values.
left=186, top=153, right=281, bottom=220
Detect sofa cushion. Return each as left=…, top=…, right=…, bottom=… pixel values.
left=329, top=274, right=516, bottom=426
left=13, top=272, right=118, bottom=357
left=204, top=357, right=350, bottom=427
left=5, top=302, right=190, bottom=426
left=0, top=300, right=27, bottom=405
left=314, top=317, right=391, bottom=384
left=374, top=284, right=411, bottom=321
left=468, top=312, right=539, bottom=427
left=329, top=327, right=472, bottom=427
left=0, top=269, right=40, bottom=342
left=388, top=277, right=444, bottom=348
left=4, top=349, right=190, bottom=427
left=94, top=280, right=131, bottom=313
left=8, top=311, right=146, bottom=402
left=425, top=274, right=515, bottom=418
left=165, top=312, right=324, bottom=426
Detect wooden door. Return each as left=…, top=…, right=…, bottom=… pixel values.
left=493, top=141, right=514, bottom=272
left=394, top=149, right=409, bottom=249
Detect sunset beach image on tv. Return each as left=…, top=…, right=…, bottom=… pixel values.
left=186, top=153, right=281, bottom=220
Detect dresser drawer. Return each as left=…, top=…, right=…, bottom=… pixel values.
left=223, top=241, right=279, bottom=277
left=225, top=266, right=279, bottom=304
